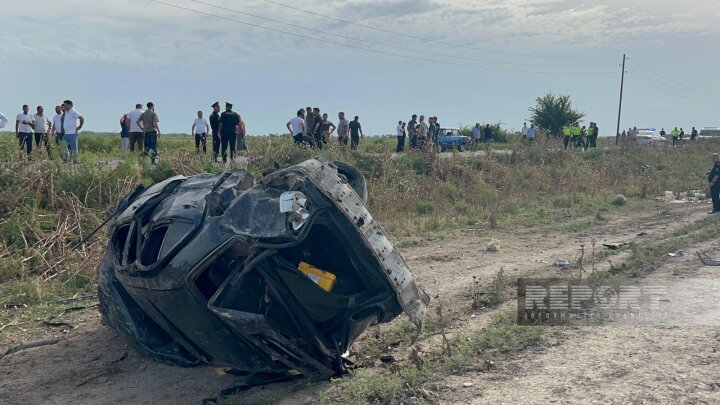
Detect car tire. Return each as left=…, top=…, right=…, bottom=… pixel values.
left=334, top=161, right=367, bottom=203
left=457, top=144, right=465, bottom=152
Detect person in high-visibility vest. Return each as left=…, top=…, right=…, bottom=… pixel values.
left=563, top=125, right=572, bottom=150
left=586, top=123, right=595, bottom=149
left=671, top=127, right=680, bottom=147
left=571, top=123, right=582, bottom=149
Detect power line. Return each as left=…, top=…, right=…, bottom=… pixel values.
left=186, top=0, right=612, bottom=70
left=261, top=0, right=617, bottom=62
left=148, top=0, right=616, bottom=75
left=629, top=59, right=720, bottom=98
left=626, top=69, right=720, bottom=105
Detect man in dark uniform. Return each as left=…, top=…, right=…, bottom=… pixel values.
left=209, top=101, right=221, bottom=162
left=708, top=153, right=720, bottom=214
left=218, top=102, right=240, bottom=164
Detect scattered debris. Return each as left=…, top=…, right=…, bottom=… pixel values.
left=98, top=157, right=429, bottom=383
left=637, top=231, right=648, bottom=237
left=554, top=259, right=570, bottom=267
left=668, top=250, right=684, bottom=257
left=463, top=382, right=474, bottom=388
left=0, top=337, right=61, bottom=360
left=614, top=194, right=627, bottom=206
left=603, top=242, right=628, bottom=250
left=697, top=251, right=720, bottom=266
left=484, top=359, right=496, bottom=371
left=380, top=355, right=395, bottom=364
left=486, top=239, right=500, bottom=252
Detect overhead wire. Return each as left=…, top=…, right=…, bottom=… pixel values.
left=148, top=0, right=617, bottom=75
left=629, top=59, right=720, bottom=98
left=186, top=0, right=613, bottom=70
left=260, top=0, right=617, bottom=62
left=626, top=69, right=720, bottom=105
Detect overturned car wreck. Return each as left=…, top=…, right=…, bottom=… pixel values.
left=98, top=157, right=429, bottom=381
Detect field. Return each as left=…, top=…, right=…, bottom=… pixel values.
left=1, top=132, right=719, bottom=404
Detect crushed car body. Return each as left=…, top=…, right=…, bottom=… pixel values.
left=98, top=157, right=430, bottom=380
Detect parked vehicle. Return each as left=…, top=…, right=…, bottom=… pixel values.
left=633, top=128, right=667, bottom=145
left=437, top=127, right=470, bottom=152
left=698, top=127, right=720, bottom=139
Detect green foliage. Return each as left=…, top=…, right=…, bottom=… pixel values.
left=529, top=93, right=585, bottom=136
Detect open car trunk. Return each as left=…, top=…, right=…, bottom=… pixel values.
left=98, top=157, right=429, bottom=381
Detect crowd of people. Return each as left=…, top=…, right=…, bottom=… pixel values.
left=3, top=101, right=84, bottom=163
left=286, top=107, right=363, bottom=150
left=120, top=101, right=246, bottom=164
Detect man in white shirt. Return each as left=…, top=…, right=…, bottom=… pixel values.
left=51, top=105, right=63, bottom=146
left=127, top=103, right=144, bottom=153
left=526, top=123, right=537, bottom=144
left=521, top=122, right=529, bottom=139
left=336, top=112, right=350, bottom=147
left=33, top=106, right=52, bottom=158
left=60, top=100, right=84, bottom=163
left=16, top=104, right=35, bottom=161
left=0, top=112, right=8, bottom=130
left=471, top=123, right=482, bottom=150
left=192, top=110, right=210, bottom=154
left=286, top=109, right=306, bottom=145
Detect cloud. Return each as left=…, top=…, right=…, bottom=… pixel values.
left=1, top=0, right=718, bottom=68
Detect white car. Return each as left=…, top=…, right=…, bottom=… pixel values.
left=698, top=127, right=720, bottom=139
left=633, top=128, right=667, bottom=145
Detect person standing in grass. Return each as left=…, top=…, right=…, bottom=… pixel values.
left=312, top=108, right=325, bottom=149
left=483, top=123, right=494, bottom=145
left=304, top=106, right=315, bottom=146
left=471, top=123, right=482, bottom=150
left=218, top=102, right=240, bottom=163
left=127, top=103, right=144, bottom=153
left=137, top=102, right=160, bottom=164
left=120, top=114, right=130, bottom=152
left=521, top=122, right=529, bottom=141
left=209, top=102, right=221, bottom=162
left=16, top=104, right=35, bottom=161
left=192, top=110, right=210, bottom=154
left=416, top=115, right=428, bottom=150
left=691, top=127, right=698, bottom=141
left=396, top=120, right=406, bottom=153
left=571, top=123, right=582, bottom=149
left=319, top=113, right=336, bottom=147
left=562, top=125, right=572, bottom=150
left=671, top=127, right=680, bottom=147
left=708, top=153, right=720, bottom=214
left=408, top=114, right=418, bottom=149
left=51, top=105, right=63, bottom=146
left=349, top=116, right=363, bottom=150
left=33, top=106, right=52, bottom=158
left=526, top=123, right=536, bottom=144
left=287, top=109, right=306, bottom=145
left=336, top=112, right=350, bottom=147
left=60, top=100, right=84, bottom=163
left=428, top=116, right=438, bottom=152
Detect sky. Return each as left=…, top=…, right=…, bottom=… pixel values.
left=2, top=0, right=719, bottom=136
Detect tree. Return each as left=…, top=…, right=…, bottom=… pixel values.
left=528, top=93, right=585, bottom=137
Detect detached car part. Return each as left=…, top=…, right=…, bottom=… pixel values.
left=98, top=157, right=429, bottom=380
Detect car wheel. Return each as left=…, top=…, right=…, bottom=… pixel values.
left=457, top=144, right=465, bottom=152
left=334, top=161, right=367, bottom=203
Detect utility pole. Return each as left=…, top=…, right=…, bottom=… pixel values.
left=615, top=53, right=626, bottom=145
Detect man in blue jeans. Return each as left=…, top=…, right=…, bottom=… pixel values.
left=137, top=102, right=160, bottom=164
left=60, top=100, right=84, bottom=163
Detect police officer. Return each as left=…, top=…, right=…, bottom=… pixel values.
left=671, top=127, right=680, bottom=147
left=209, top=101, right=221, bottom=162
left=708, top=153, right=720, bottom=214
left=571, top=123, right=582, bottom=149
left=218, top=102, right=240, bottom=164
left=563, top=125, right=572, bottom=150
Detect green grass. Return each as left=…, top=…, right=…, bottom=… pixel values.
left=336, top=309, right=544, bottom=404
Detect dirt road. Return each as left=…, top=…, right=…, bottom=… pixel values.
left=1, top=201, right=718, bottom=404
